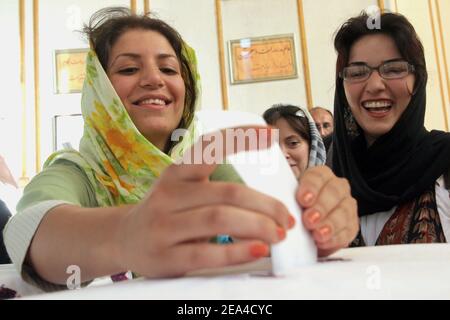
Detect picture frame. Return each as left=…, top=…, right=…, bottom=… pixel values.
left=54, top=48, right=89, bottom=94
left=228, top=34, right=298, bottom=84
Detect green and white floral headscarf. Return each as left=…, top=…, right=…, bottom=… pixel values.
left=44, top=45, right=200, bottom=207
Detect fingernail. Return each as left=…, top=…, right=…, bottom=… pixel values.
left=277, top=227, right=286, bottom=240
left=303, top=192, right=314, bottom=205
left=288, top=215, right=296, bottom=228
left=318, top=226, right=332, bottom=241
left=250, top=244, right=269, bottom=258
left=307, top=211, right=321, bottom=226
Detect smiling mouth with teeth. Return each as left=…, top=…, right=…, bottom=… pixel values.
left=362, top=101, right=392, bottom=113
left=135, top=98, right=169, bottom=107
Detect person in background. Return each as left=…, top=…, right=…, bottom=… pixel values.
left=263, top=104, right=356, bottom=257
left=310, top=107, right=334, bottom=138
left=0, top=199, right=11, bottom=264
left=310, top=107, right=334, bottom=151
left=0, top=154, right=16, bottom=264
left=0, top=155, right=18, bottom=189
left=263, top=104, right=326, bottom=179
left=4, top=7, right=358, bottom=291
left=331, top=11, right=450, bottom=246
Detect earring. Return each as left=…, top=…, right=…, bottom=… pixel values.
left=406, top=81, right=416, bottom=96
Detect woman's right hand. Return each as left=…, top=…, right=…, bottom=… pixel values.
left=115, top=127, right=295, bottom=278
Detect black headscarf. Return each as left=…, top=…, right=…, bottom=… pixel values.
left=332, top=78, right=450, bottom=216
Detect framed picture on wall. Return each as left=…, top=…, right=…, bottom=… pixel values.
left=228, top=34, right=298, bottom=84
left=54, top=48, right=89, bottom=94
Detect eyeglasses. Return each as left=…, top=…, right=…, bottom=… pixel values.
left=340, top=60, right=415, bottom=83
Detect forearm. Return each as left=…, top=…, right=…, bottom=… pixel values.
left=28, top=204, right=134, bottom=285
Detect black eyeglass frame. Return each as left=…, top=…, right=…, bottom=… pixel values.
left=339, top=59, right=415, bottom=83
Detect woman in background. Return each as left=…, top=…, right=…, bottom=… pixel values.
left=263, top=105, right=354, bottom=253
left=0, top=199, right=11, bottom=264
left=0, top=154, right=16, bottom=264
left=263, top=104, right=326, bottom=178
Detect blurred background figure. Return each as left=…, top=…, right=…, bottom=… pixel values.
left=0, top=154, right=21, bottom=213
left=310, top=107, right=334, bottom=139
left=0, top=154, right=16, bottom=264
left=0, top=198, right=12, bottom=264
left=263, top=104, right=326, bottom=179
left=0, top=155, right=18, bottom=189
left=310, top=107, right=334, bottom=152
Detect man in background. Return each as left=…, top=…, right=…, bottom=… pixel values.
left=310, top=107, right=334, bottom=152
left=310, top=107, right=334, bottom=139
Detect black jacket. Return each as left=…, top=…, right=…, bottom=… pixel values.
left=0, top=198, right=12, bottom=264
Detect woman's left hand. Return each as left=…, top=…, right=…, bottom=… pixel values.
left=296, top=166, right=359, bottom=257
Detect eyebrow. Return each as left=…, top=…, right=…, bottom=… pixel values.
left=347, top=58, right=405, bottom=66
left=109, top=52, right=178, bottom=69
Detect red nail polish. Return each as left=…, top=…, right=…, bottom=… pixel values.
left=277, top=227, right=286, bottom=240
left=288, top=215, right=296, bottom=228
left=250, top=244, right=269, bottom=258
left=318, top=226, right=331, bottom=240
left=303, top=192, right=314, bottom=205
left=307, top=211, right=321, bottom=225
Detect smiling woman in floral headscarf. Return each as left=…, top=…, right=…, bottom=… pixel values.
left=4, top=7, right=357, bottom=292
left=3, top=7, right=295, bottom=289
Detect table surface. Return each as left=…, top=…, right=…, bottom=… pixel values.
left=25, top=243, right=450, bottom=300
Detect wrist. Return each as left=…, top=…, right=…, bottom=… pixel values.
left=109, top=204, right=135, bottom=273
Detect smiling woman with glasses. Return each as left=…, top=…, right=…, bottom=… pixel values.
left=330, top=11, right=450, bottom=247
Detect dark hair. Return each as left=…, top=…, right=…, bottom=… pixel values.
left=334, top=12, right=427, bottom=90
left=82, top=7, right=197, bottom=132
left=310, top=107, right=333, bottom=118
left=263, top=104, right=311, bottom=144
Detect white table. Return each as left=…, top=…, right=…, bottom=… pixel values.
left=23, top=243, right=450, bottom=300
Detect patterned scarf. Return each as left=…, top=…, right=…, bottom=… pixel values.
left=294, top=106, right=327, bottom=168
left=44, top=45, right=200, bottom=207
left=350, top=184, right=446, bottom=246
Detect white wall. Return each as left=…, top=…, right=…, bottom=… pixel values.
left=0, top=0, right=22, bottom=181
left=220, top=0, right=307, bottom=114
left=396, top=0, right=449, bottom=131
left=38, top=0, right=129, bottom=172
left=304, top=0, right=376, bottom=112
left=441, top=0, right=450, bottom=84
left=437, top=0, right=450, bottom=128
left=150, top=0, right=222, bottom=111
